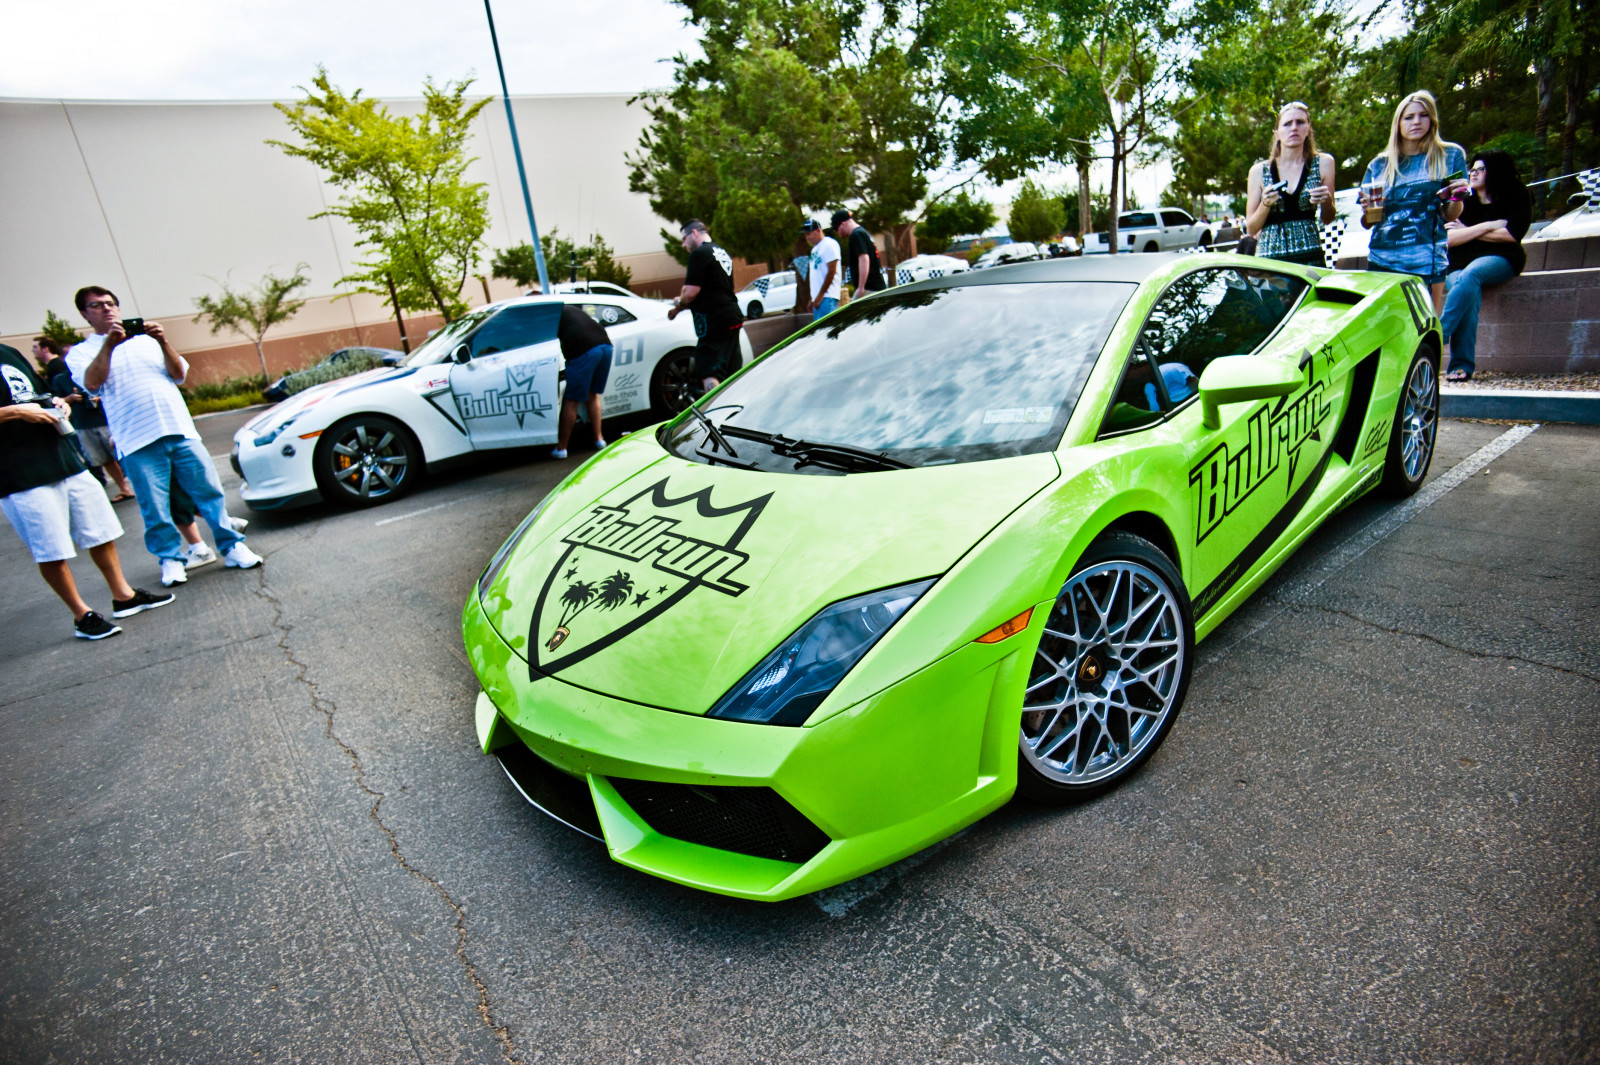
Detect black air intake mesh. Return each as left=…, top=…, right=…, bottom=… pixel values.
left=608, top=778, right=830, bottom=864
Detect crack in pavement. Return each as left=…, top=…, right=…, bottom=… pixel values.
left=251, top=568, right=520, bottom=1064
left=1296, top=601, right=1600, bottom=683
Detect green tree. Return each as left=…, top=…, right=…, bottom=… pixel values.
left=493, top=230, right=636, bottom=289
left=39, top=310, right=84, bottom=350
left=271, top=68, right=491, bottom=321
left=1007, top=179, right=1066, bottom=243
left=914, top=190, right=998, bottom=252
left=191, top=266, right=312, bottom=381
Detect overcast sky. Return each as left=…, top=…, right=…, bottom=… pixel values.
left=2, top=0, right=701, bottom=100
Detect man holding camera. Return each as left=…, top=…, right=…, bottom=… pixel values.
left=1, top=341, right=172, bottom=640
left=65, top=286, right=262, bottom=587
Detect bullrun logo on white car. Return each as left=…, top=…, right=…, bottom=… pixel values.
left=528, top=479, right=771, bottom=678
left=455, top=360, right=555, bottom=428
left=711, top=245, right=734, bottom=276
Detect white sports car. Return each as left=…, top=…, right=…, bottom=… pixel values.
left=894, top=254, right=970, bottom=285
left=737, top=272, right=799, bottom=318
left=231, top=293, right=751, bottom=510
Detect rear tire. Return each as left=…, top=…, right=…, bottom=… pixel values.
left=1143, top=241, right=1160, bottom=253
left=650, top=347, right=699, bottom=417
left=1380, top=344, right=1440, bottom=497
left=1017, top=532, right=1193, bottom=804
left=747, top=300, right=763, bottom=319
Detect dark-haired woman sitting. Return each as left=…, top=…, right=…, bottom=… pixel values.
left=1441, top=150, right=1531, bottom=381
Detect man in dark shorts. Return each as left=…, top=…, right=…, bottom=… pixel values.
left=551, top=303, right=613, bottom=460
left=0, top=342, right=172, bottom=641
left=832, top=209, right=886, bottom=299
left=666, top=219, right=743, bottom=395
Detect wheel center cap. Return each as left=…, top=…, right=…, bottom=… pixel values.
left=1078, top=654, right=1104, bottom=685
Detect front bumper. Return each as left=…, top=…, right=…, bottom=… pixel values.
left=461, top=592, right=1038, bottom=901
left=233, top=435, right=321, bottom=511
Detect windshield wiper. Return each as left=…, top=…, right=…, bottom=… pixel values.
left=685, top=402, right=738, bottom=458
left=719, top=426, right=914, bottom=472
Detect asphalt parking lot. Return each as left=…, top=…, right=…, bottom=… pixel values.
left=2, top=410, right=1595, bottom=1064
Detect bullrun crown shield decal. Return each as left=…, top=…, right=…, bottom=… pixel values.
left=528, top=479, right=772, bottom=679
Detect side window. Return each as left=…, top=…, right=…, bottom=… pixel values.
left=1160, top=210, right=1192, bottom=227
left=1102, top=268, right=1306, bottom=434
left=469, top=304, right=561, bottom=358
left=581, top=303, right=637, bottom=326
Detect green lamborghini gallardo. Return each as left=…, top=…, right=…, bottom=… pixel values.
left=463, top=253, right=1441, bottom=901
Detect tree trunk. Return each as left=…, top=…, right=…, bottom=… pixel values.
left=385, top=272, right=412, bottom=354
left=253, top=341, right=269, bottom=384
left=1561, top=75, right=1581, bottom=193
left=1107, top=130, right=1123, bottom=255
left=1532, top=53, right=1553, bottom=213
left=1077, top=156, right=1093, bottom=237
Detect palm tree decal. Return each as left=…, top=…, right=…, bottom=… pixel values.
left=596, top=571, right=635, bottom=611
left=547, top=578, right=597, bottom=652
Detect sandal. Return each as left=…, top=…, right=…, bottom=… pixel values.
left=1445, top=369, right=1472, bottom=382
left=109, top=493, right=136, bottom=503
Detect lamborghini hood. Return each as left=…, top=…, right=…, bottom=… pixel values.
left=478, top=434, right=1060, bottom=713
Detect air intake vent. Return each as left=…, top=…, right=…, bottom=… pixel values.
left=608, top=778, right=831, bottom=864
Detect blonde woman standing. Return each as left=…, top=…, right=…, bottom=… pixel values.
left=1359, top=91, right=1469, bottom=313
left=1245, top=102, right=1337, bottom=265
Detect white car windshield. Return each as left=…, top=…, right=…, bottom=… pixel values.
left=401, top=308, right=494, bottom=366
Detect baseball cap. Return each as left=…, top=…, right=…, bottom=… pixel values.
left=800, top=219, right=823, bottom=232
left=830, top=209, right=852, bottom=228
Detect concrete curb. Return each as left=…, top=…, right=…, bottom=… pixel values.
left=1441, top=386, right=1600, bottom=424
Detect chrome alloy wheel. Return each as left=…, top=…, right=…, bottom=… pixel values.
left=1400, top=355, right=1439, bottom=481
left=330, top=423, right=409, bottom=500
left=1021, top=560, right=1186, bottom=786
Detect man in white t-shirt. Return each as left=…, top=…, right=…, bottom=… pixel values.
left=66, top=286, right=262, bottom=587
left=801, top=219, right=841, bottom=321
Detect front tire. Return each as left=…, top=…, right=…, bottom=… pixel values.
left=1380, top=344, right=1440, bottom=497
left=747, top=300, right=764, bottom=319
left=650, top=347, right=698, bottom=417
left=313, top=414, right=420, bottom=508
left=1017, top=531, right=1193, bottom=803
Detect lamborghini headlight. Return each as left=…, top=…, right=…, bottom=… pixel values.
left=708, top=578, right=935, bottom=726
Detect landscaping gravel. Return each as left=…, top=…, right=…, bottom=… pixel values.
left=1454, top=371, right=1600, bottom=392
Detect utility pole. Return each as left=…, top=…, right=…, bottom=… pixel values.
left=483, top=0, right=550, bottom=294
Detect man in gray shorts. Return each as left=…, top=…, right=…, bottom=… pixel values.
left=1, top=342, right=172, bottom=640
left=34, top=336, right=136, bottom=501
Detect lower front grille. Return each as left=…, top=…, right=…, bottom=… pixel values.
left=608, top=778, right=830, bottom=864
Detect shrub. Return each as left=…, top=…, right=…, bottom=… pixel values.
left=279, top=349, right=388, bottom=397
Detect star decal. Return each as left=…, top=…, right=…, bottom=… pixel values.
left=564, top=566, right=578, bottom=579
left=657, top=585, right=668, bottom=595
left=633, top=592, right=650, bottom=606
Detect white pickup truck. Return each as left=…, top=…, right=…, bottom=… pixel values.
left=1081, top=208, right=1213, bottom=254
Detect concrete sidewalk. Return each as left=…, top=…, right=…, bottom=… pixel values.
left=1442, top=385, right=1600, bottom=424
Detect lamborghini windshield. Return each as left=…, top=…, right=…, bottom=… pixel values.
left=663, top=281, right=1133, bottom=471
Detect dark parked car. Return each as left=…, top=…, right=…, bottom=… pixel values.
left=263, top=347, right=405, bottom=402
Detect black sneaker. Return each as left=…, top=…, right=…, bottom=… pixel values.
left=111, top=587, right=176, bottom=618
left=74, top=611, right=123, bottom=640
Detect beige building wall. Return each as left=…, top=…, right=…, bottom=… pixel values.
left=0, top=93, right=688, bottom=382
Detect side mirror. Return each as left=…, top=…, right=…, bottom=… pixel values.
left=1198, top=355, right=1301, bottom=429
left=452, top=344, right=471, bottom=364
left=1569, top=191, right=1593, bottom=210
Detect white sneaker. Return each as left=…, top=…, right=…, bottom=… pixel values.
left=185, top=542, right=218, bottom=569
left=594, top=437, right=608, bottom=449
left=225, top=515, right=249, bottom=533
left=223, top=543, right=264, bottom=569
left=161, top=558, right=189, bottom=586
left=550, top=447, right=568, bottom=460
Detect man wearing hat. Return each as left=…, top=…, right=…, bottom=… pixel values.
left=801, top=219, right=842, bottom=321
left=667, top=219, right=744, bottom=396
left=833, top=210, right=885, bottom=300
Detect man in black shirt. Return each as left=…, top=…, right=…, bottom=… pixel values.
left=833, top=209, right=885, bottom=299
left=34, top=336, right=136, bottom=501
left=0, top=343, right=171, bottom=640
left=667, top=219, right=743, bottom=396
left=551, top=304, right=613, bottom=460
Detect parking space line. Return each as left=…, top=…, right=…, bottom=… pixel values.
left=374, top=502, right=452, bottom=526
left=1202, top=422, right=1540, bottom=664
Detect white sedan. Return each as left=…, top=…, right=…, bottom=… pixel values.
left=893, top=254, right=970, bottom=285
left=737, top=272, right=799, bottom=318
left=231, top=293, right=750, bottom=510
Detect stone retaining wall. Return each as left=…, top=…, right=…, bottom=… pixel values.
left=1335, top=236, right=1600, bottom=373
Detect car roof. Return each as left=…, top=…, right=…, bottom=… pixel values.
left=902, top=252, right=1177, bottom=292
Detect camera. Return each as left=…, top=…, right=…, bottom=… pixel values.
left=122, top=317, right=147, bottom=336
left=1262, top=179, right=1289, bottom=198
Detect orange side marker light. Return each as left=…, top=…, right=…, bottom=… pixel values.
left=974, top=607, right=1034, bottom=644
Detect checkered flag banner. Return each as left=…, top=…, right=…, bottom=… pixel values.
left=1319, top=215, right=1350, bottom=268
left=1580, top=168, right=1600, bottom=211
left=753, top=276, right=771, bottom=296
left=898, top=268, right=914, bottom=285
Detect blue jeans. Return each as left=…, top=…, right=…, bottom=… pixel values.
left=121, top=435, right=243, bottom=563
left=1440, top=255, right=1517, bottom=375
left=812, top=297, right=838, bottom=322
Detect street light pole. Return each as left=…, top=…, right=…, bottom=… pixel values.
left=483, top=0, right=550, bottom=294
